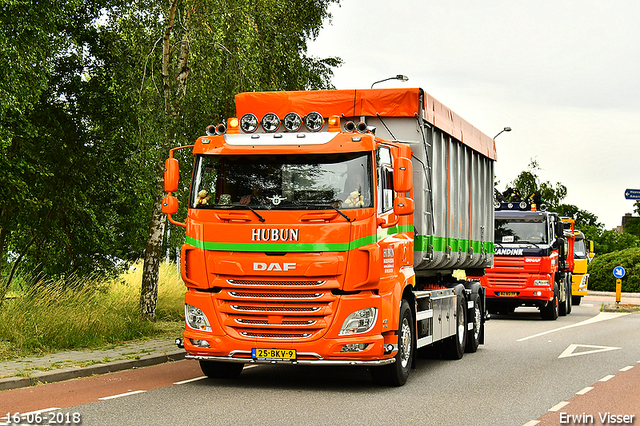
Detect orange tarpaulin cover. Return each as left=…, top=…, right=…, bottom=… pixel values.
left=235, top=88, right=496, bottom=160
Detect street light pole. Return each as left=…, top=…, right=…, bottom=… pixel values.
left=493, top=127, right=512, bottom=139
left=371, top=74, right=409, bottom=89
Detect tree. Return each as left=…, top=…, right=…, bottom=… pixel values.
left=120, top=0, right=343, bottom=319
left=507, top=158, right=567, bottom=210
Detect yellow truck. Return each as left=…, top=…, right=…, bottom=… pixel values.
left=571, top=230, right=594, bottom=305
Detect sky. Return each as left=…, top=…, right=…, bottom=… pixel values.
left=307, top=0, right=640, bottom=230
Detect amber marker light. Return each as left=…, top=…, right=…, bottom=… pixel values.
left=227, top=117, right=239, bottom=134
left=328, top=115, right=340, bottom=132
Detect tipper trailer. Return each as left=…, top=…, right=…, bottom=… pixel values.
left=163, top=88, right=496, bottom=385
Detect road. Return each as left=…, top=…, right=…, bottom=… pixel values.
left=2, top=297, right=639, bottom=426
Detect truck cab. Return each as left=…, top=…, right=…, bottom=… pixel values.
left=478, top=200, right=574, bottom=320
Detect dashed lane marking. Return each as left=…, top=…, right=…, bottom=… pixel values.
left=619, top=365, right=634, bottom=372
left=549, top=401, right=570, bottom=412
left=576, top=387, right=593, bottom=395
left=174, top=376, right=207, bottom=385
left=98, top=390, right=146, bottom=400
left=600, top=375, right=615, bottom=382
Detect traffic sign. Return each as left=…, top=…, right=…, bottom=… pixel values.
left=613, top=266, right=626, bottom=278
left=624, top=189, right=640, bottom=199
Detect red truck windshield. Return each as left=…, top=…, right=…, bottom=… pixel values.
left=190, top=152, right=373, bottom=210
left=495, top=218, right=548, bottom=244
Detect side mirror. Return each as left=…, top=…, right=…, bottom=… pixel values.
left=162, top=195, right=179, bottom=215
left=394, top=196, right=414, bottom=216
left=164, top=158, right=179, bottom=193
left=394, top=157, right=412, bottom=193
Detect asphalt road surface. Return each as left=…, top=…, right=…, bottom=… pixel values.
left=2, top=296, right=639, bottom=426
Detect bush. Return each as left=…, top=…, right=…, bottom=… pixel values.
left=588, top=248, right=640, bottom=292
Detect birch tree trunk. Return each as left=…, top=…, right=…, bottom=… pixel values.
left=139, top=0, right=178, bottom=320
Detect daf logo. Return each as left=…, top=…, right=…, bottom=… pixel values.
left=253, top=262, right=297, bottom=271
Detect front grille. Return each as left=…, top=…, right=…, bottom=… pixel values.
left=229, top=291, right=322, bottom=299
left=240, top=331, right=312, bottom=339
left=487, top=275, right=528, bottom=287
left=228, top=279, right=325, bottom=287
left=217, top=284, right=337, bottom=341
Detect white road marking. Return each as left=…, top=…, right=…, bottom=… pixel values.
left=576, top=386, right=593, bottom=395
left=600, top=375, right=615, bottom=382
left=558, top=344, right=621, bottom=359
left=174, top=376, right=207, bottom=385
left=518, top=312, right=630, bottom=342
left=522, top=421, right=540, bottom=426
left=549, top=401, right=570, bottom=412
left=619, top=365, right=634, bottom=372
left=99, top=390, right=146, bottom=400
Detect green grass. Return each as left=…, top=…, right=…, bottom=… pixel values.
left=0, top=262, right=185, bottom=361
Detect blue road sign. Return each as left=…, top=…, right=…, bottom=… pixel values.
left=613, top=266, right=626, bottom=279
left=624, top=189, right=640, bottom=200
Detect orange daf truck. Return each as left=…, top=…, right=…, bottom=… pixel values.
left=163, top=88, right=496, bottom=385
left=474, top=192, right=575, bottom=320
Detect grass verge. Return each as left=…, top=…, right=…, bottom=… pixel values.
left=0, top=262, right=184, bottom=361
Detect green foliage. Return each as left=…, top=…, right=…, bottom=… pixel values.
left=0, top=0, right=341, bottom=288
left=508, top=158, right=567, bottom=210
left=592, top=229, right=640, bottom=254
left=588, top=248, right=640, bottom=293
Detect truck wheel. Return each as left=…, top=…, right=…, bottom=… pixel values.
left=442, top=292, right=466, bottom=360
left=572, top=296, right=582, bottom=306
left=370, top=299, right=414, bottom=386
left=199, top=360, right=244, bottom=379
left=541, top=287, right=559, bottom=320
left=466, top=292, right=482, bottom=353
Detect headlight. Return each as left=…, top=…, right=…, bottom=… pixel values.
left=533, top=279, right=549, bottom=286
left=283, top=112, right=302, bottom=132
left=240, top=113, right=258, bottom=133
left=304, top=111, right=324, bottom=132
left=185, top=304, right=212, bottom=331
left=339, top=307, right=378, bottom=335
left=261, top=112, right=280, bottom=132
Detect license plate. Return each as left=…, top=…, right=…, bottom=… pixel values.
left=252, top=348, right=297, bottom=360
left=498, top=292, right=518, bottom=297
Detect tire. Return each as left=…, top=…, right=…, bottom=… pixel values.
left=540, top=286, right=559, bottom=320
left=572, top=296, right=582, bottom=306
left=441, top=292, right=467, bottom=360
left=199, top=360, right=244, bottom=379
left=370, top=299, right=414, bottom=386
left=466, top=292, right=482, bottom=353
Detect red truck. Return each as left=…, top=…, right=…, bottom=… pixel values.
left=473, top=193, right=575, bottom=320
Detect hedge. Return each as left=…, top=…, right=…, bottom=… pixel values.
left=588, top=248, right=640, bottom=293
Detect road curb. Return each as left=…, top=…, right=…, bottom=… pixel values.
left=0, top=350, right=186, bottom=392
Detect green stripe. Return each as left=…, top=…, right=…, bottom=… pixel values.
left=186, top=229, right=494, bottom=254
left=415, top=235, right=495, bottom=254
left=186, top=236, right=350, bottom=252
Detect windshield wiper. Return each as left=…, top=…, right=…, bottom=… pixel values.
left=231, top=205, right=266, bottom=222
left=306, top=204, right=354, bottom=222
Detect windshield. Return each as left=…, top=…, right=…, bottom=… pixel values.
left=190, top=152, right=373, bottom=210
left=574, top=238, right=587, bottom=259
left=495, top=218, right=548, bottom=244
